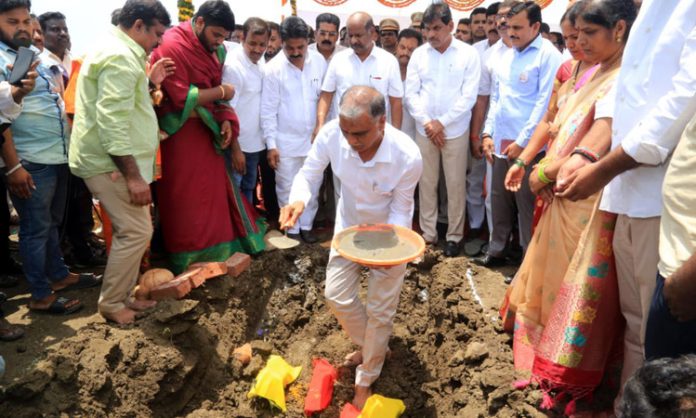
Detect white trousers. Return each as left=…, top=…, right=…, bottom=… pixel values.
left=275, top=155, right=320, bottom=234
left=324, top=250, right=406, bottom=387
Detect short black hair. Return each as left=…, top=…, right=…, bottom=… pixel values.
left=193, top=0, right=235, bottom=31
left=540, top=22, right=550, bottom=34
left=423, top=2, right=452, bottom=26
left=470, top=7, right=487, bottom=19
left=279, top=16, right=309, bottom=41
left=111, top=8, right=121, bottom=26
left=457, top=18, right=471, bottom=26
left=118, top=0, right=171, bottom=29
left=398, top=28, right=423, bottom=46
left=242, top=17, right=269, bottom=38
left=316, top=12, right=339, bottom=31
left=508, top=1, right=542, bottom=26
left=486, top=2, right=501, bottom=16
left=578, top=0, right=637, bottom=41
left=267, top=21, right=280, bottom=34
left=619, top=355, right=696, bottom=418
left=38, top=11, right=65, bottom=32
left=0, top=0, right=30, bottom=14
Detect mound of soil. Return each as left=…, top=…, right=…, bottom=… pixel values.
left=0, top=246, right=551, bottom=417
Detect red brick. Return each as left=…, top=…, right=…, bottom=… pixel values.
left=149, top=269, right=199, bottom=300
left=187, top=262, right=228, bottom=287
left=225, top=253, right=251, bottom=278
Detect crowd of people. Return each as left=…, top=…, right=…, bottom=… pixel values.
left=0, top=0, right=695, bottom=415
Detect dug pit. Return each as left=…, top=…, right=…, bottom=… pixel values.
left=0, top=245, right=552, bottom=417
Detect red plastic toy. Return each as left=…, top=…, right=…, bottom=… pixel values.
left=304, top=358, right=338, bottom=416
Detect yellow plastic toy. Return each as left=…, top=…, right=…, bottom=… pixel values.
left=247, top=355, right=302, bottom=412
left=359, top=394, right=406, bottom=418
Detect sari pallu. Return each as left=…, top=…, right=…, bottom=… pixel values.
left=499, top=66, right=622, bottom=413
left=151, top=22, right=266, bottom=274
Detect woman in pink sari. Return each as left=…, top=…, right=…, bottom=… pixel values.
left=500, top=0, right=638, bottom=414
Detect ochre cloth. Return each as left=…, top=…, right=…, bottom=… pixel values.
left=500, top=66, right=624, bottom=407
left=151, top=22, right=265, bottom=273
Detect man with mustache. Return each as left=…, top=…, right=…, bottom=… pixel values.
left=455, top=18, right=472, bottom=44
left=279, top=86, right=422, bottom=409
left=37, top=11, right=70, bottom=83
left=309, top=13, right=345, bottom=63
left=222, top=18, right=269, bottom=203
left=261, top=16, right=326, bottom=244
left=470, top=7, right=487, bottom=44
left=0, top=0, right=102, bottom=316
left=396, top=28, right=422, bottom=142
left=405, top=2, right=481, bottom=257
left=476, top=1, right=561, bottom=268
left=264, top=21, right=281, bottom=62
left=378, top=18, right=399, bottom=55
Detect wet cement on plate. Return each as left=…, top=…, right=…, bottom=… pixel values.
left=337, top=228, right=419, bottom=262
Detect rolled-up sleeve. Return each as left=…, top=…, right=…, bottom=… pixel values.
left=622, top=26, right=696, bottom=166
left=96, top=55, right=137, bottom=156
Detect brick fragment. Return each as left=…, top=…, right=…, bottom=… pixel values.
left=149, top=268, right=200, bottom=300
left=226, top=253, right=251, bottom=278
left=187, top=262, right=228, bottom=287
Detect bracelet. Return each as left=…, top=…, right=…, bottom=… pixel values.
left=5, top=163, right=22, bottom=177
left=513, top=158, right=526, bottom=168
left=219, top=85, right=226, bottom=100
left=537, top=163, right=553, bottom=184
left=572, top=146, right=599, bottom=163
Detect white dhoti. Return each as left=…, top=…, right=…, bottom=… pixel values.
left=324, top=249, right=407, bottom=387
left=275, top=155, right=320, bottom=234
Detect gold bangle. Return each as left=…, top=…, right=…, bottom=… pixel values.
left=219, top=85, right=225, bottom=100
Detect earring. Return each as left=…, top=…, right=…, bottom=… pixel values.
left=616, top=36, right=622, bottom=43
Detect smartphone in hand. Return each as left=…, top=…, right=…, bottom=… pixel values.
left=8, top=46, right=35, bottom=86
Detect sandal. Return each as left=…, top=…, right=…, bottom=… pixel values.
left=55, top=273, right=102, bottom=292
left=0, top=325, right=24, bottom=342
left=31, top=296, right=83, bottom=315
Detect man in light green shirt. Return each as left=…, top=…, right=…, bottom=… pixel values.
left=69, top=0, right=172, bottom=325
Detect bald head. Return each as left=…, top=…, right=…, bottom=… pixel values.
left=339, top=86, right=386, bottom=121
left=347, top=12, right=375, bottom=31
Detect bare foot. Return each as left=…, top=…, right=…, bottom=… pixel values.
left=127, top=300, right=157, bottom=311
left=353, top=385, right=372, bottom=410
left=343, top=350, right=362, bottom=367
left=343, top=348, right=392, bottom=367
left=101, top=307, right=137, bottom=325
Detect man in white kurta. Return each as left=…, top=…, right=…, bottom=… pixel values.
left=405, top=3, right=480, bottom=257
left=280, top=86, right=422, bottom=408
left=261, top=17, right=327, bottom=242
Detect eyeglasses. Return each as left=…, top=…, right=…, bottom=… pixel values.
left=318, top=30, right=338, bottom=37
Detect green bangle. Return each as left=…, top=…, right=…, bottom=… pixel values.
left=513, top=158, right=526, bottom=168
left=537, top=164, right=553, bottom=184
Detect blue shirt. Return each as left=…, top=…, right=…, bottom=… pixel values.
left=484, top=35, right=562, bottom=153
left=0, top=42, right=68, bottom=165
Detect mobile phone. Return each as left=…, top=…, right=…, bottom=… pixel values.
left=8, top=46, right=35, bottom=87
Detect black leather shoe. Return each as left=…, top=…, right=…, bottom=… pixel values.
left=473, top=253, right=506, bottom=267
left=444, top=241, right=460, bottom=257
left=300, top=230, right=319, bottom=244
left=504, top=275, right=514, bottom=285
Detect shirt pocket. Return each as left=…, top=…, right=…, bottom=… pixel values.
left=368, top=74, right=388, bottom=95
left=515, top=65, right=540, bottom=95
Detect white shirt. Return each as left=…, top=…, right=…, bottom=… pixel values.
left=309, top=42, right=346, bottom=63
left=400, top=78, right=416, bottom=141
left=600, top=0, right=696, bottom=218
left=321, top=45, right=403, bottom=118
left=405, top=38, right=480, bottom=139
left=478, top=39, right=511, bottom=96
left=222, top=47, right=265, bottom=153
left=473, top=38, right=492, bottom=57
left=39, top=48, right=72, bottom=77
left=289, top=120, right=423, bottom=234
left=261, top=49, right=327, bottom=157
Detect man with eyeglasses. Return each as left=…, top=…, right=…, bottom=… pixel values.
left=378, top=18, right=399, bottom=55
left=309, top=12, right=345, bottom=63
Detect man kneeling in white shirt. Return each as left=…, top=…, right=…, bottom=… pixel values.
left=279, top=86, right=422, bottom=409
left=262, top=16, right=327, bottom=243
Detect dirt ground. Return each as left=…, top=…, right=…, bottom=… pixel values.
left=0, top=237, right=557, bottom=417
